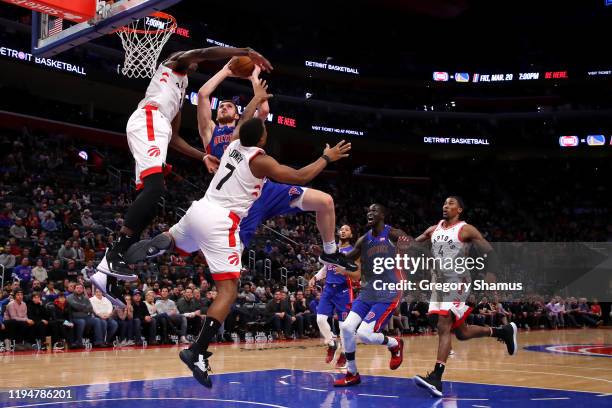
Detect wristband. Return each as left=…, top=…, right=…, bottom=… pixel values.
left=321, top=154, right=332, bottom=164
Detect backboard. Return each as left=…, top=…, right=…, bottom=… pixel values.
left=24, top=0, right=182, bottom=57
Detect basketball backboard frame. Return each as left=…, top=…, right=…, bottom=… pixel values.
left=31, top=0, right=182, bottom=57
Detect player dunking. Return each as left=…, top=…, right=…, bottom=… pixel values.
left=334, top=204, right=406, bottom=387
left=91, top=46, right=273, bottom=293
left=122, top=113, right=352, bottom=388
left=309, top=225, right=360, bottom=368
left=413, top=196, right=517, bottom=397
left=197, top=64, right=356, bottom=271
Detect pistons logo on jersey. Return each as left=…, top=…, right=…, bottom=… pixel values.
left=148, top=146, right=161, bottom=157
left=288, top=186, right=301, bottom=197
left=228, top=252, right=240, bottom=266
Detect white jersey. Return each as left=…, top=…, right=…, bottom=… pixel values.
left=137, top=63, right=187, bottom=122
left=202, top=140, right=265, bottom=218
left=431, top=220, right=470, bottom=282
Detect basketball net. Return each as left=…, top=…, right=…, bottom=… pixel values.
left=116, top=11, right=176, bottom=79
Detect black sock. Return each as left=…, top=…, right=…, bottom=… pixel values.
left=190, top=316, right=221, bottom=355
left=490, top=326, right=502, bottom=338
left=433, top=362, right=445, bottom=378
left=345, top=351, right=355, bottom=361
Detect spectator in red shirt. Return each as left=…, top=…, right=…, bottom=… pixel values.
left=590, top=299, right=603, bottom=325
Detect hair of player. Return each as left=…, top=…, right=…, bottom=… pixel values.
left=219, top=99, right=238, bottom=114
left=448, top=195, right=466, bottom=210
left=372, top=203, right=387, bottom=216
left=240, top=118, right=265, bottom=147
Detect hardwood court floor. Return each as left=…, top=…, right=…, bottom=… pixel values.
left=0, top=328, right=610, bottom=395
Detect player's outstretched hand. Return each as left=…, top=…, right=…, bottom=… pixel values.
left=247, top=48, right=273, bottom=72
left=203, top=154, right=220, bottom=173
left=323, top=140, right=351, bottom=162
left=253, top=79, right=273, bottom=102
left=223, top=60, right=238, bottom=78
left=308, top=277, right=316, bottom=288
left=249, top=65, right=262, bottom=82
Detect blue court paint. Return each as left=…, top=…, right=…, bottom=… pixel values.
left=524, top=344, right=612, bottom=358
left=0, top=369, right=609, bottom=408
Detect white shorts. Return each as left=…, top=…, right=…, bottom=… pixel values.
left=429, top=291, right=473, bottom=329
left=169, top=199, right=242, bottom=281
left=126, top=105, right=172, bottom=189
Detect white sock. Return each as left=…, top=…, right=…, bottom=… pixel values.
left=386, top=336, right=398, bottom=349
left=347, top=358, right=358, bottom=374
left=323, top=241, right=337, bottom=254
left=317, top=314, right=334, bottom=345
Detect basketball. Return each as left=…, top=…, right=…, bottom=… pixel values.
left=229, top=56, right=255, bottom=78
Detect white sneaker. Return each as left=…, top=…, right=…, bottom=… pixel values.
left=125, top=340, right=135, bottom=346
left=180, top=336, right=190, bottom=344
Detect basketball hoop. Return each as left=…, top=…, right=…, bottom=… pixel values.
left=116, top=11, right=176, bottom=79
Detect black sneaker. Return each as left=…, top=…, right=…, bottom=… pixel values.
left=124, top=233, right=172, bottom=263
left=496, top=322, right=518, bottom=355
left=180, top=349, right=213, bottom=388
left=319, top=251, right=357, bottom=272
left=96, top=248, right=137, bottom=280
left=414, top=373, right=443, bottom=397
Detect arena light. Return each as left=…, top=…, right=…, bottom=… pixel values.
left=78, top=150, right=88, bottom=160
left=423, top=137, right=490, bottom=145
left=586, top=135, right=606, bottom=146
left=311, top=125, right=365, bottom=136
left=304, top=60, right=360, bottom=75
left=205, top=38, right=234, bottom=48
left=0, top=43, right=86, bottom=75
left=559, top=136, right=579, bottom=147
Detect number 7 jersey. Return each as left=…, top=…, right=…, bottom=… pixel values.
left=202, top=139, right=266, bottom=218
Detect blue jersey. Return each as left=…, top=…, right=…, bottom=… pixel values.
left=207, top=125, right=234, bottom=159
left=359, top=225, right=402, bottom=303
left=325, top=245, right=353, bottom=286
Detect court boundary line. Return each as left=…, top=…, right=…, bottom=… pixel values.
left=3, top=397, right=288, bottom=408
left=3, top=365, right=609, bottom=396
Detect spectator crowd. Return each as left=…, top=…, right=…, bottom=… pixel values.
left=0, top=129, right=609, bottom=352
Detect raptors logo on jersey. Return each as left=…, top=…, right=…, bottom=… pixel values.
left=428, top=219, right=473, bottom=325
left=137, top=64, right=188, bottom=122
left=431, top=220, right=472, bottom=286
left=126, top=63, right=188, bottom=189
